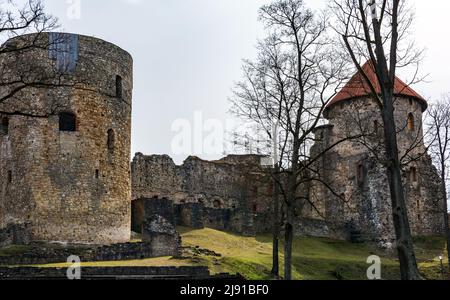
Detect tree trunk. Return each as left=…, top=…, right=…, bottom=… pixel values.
left=381, top=94, right=422, bottom=280
left=284, top=208, right=293, bottom=280
left=440, top=166, right=450, bottom=270
left=271, top=166, right=280, bottom=278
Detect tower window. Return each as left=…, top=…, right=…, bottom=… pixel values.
left=357, top=164, right=365, bottom=185
left=95, top=169, right=100, bottom=179
left=59, top=112, right=76, bottom=132
left=107, top=129, right=115, bottom=154
left=410, top=167, right=417, bottom=183
left=116, top=75, right=123, bottom=99
left=7, top=170, right=12, bottom=183
left=407, top=113, right=415, bottom=131
left=252, top=203, right=258, bottom=214
left=1, top=117, right=9, bottom=135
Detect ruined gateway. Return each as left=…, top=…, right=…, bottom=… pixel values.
left=131, top=62, right=445, bottom=247
left=0, top=33, right=445, bottom=248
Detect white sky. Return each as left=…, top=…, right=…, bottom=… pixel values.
left=44, top=0, right=450, bottom=164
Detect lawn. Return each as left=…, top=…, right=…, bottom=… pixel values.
left=25, top=227, right=448, bottom=280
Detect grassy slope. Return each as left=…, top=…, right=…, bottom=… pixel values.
left=15, top=227, right=448, bottom=280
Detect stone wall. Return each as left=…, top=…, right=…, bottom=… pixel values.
left=131, top=154, right=273, bottom=235
left=0, top=33, right=133, bottom=244
left=0, top=266, right=216, bottom=280
left=0, top=224, right=31, bottom=248
left=132, top=197, right=182, bottom=257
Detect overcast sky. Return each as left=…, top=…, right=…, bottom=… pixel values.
left=44, top=0, right=450, bottom=164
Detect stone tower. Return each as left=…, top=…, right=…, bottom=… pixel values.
left=308, top=61, right=444, bottom=246
left=0, top=33, right=133, bottom=244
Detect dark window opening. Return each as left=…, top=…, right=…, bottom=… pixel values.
left=1, top=117, right=9, bottom=135
left=407, top=113, right=415, bottom=131
left=213, top=200, right=222, bottom=209
left=357, top=164, right=365, bottom=185
left=410, top=167, right=417, bottom=183
left=116, top=75, right=123, bottom=99
left=252, top=203, right=258, bottom=214
left=59, top=112, right=76, bottom=132
left=95, top=169, right=100, bottom=179
left=409, top=98, right=413, bottom=106
left=374, top=120, right=379, bottom=134
left=107, top=129, right=115, bottom=154
left=7, top=170, right=12, bottom=183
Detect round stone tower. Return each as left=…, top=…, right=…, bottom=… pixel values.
left=0, top=33, right=133, bottom=244
left=308, top=61, right=444, bottom=245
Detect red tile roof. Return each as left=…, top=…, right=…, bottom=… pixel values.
left=326, top=61, right=427, bottom=112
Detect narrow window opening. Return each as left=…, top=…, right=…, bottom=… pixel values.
left=116, top=75, right=123, bottom=99
left=252, top=203, right=258, bottom=214
left=407, top=113, right=415, bottom=131
left=107, top=129, right=115, bottom=154
left=374, top=120, right=379, bottom=134
left=1, top=117, right=9, bottom=135
left=59, top=112, right=76, bottom=132
left=357, top=164, right=365, bottom=185
left=410, top=167, right=417, bottom=183
left=7, top=170, right=12, bottom=183
left=95, top=169, right=100, bottom=179
left=409, top=98, right=413, bottom=106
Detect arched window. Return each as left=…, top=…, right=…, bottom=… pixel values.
left=407, top=113, right=415, bottom=131
left=116, top=75, right=123, bottom=99
left=1, top=117, right=9, bottom=135
left=59, top=112, right=76, bottom=132
left=107, top=129, right=115, bottom=153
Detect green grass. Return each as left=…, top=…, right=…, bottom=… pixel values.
left=0, top=245, right=31, bottom=257
left=12, top=227, right=449, bottom=280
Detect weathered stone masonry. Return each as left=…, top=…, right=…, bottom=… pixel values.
left=131, top=154, right=274, bottom=235
left=0, top=33, right=133, bottom=244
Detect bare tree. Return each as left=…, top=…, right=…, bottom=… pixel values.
left=231, top=0, right=349, bottom=280
left=427, top=96, right=450, bottom=270
left=0, top=0, right=67, bottom=119
left=331, top=0, right=425, bottom=280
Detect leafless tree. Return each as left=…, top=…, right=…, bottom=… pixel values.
left=231, top=0, right=350, bottom=280
left=426, top=95, right=450, bottom=270
left=0, top=0, right=74, bottom=119
left=330, top=0, right=425, bottom=280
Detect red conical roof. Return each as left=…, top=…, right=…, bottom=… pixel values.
left=326, top=61, right=427, bottom=112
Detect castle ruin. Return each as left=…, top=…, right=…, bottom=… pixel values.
left=0, top=33, right=132, bottom=244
